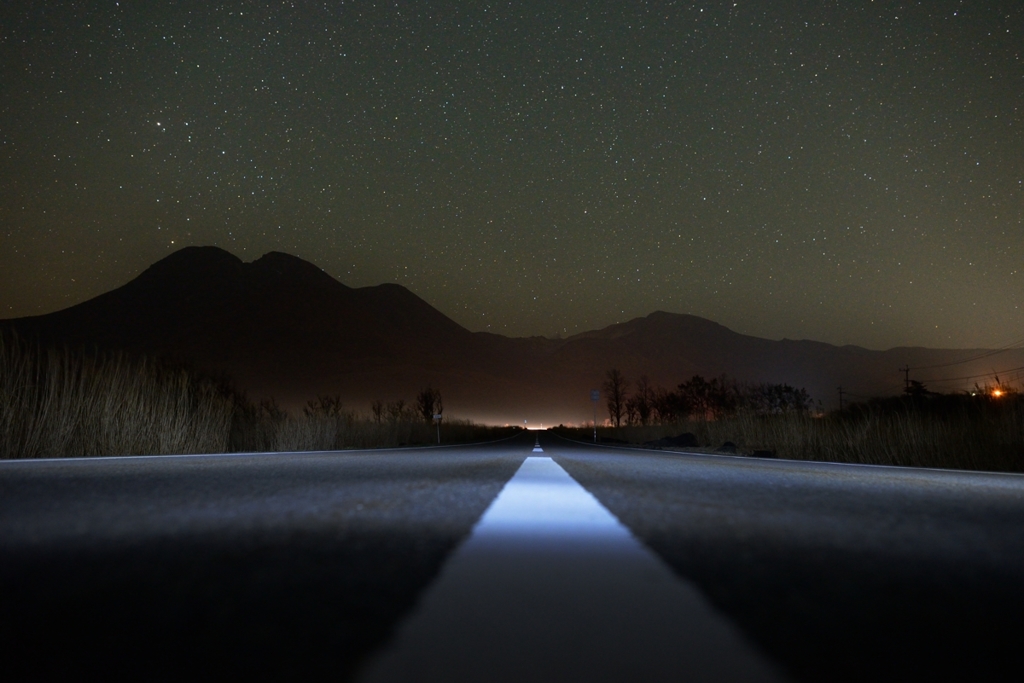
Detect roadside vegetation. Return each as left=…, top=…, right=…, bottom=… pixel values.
left=553, top=369, right=1024, bottom=473
left=0, top=333, right=515, bottom=459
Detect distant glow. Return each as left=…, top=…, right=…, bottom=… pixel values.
left=992, top=389, right=1004, bottom=397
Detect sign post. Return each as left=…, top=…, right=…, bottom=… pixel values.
left=590, top=390, right=600, bottom=443
left=433, top=414, right=442, bottom=444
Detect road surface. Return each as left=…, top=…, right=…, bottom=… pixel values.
left=3, top=431, right=1024, bottom=681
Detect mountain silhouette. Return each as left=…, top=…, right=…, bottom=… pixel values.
left=4, top=247, right=1021, bottom=424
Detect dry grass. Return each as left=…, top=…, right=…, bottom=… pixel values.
left=246, top=412, right=511, bottom=453
left=11, top=330, right=1018, bottom=470
left=1, top=334, right=234, bottom=458
left=556, top=401, right=1024, bottom=473
left=0, top=334, right=514, bottom=459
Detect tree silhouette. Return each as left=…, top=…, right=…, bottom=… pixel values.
left=386, top=399, right=408, bottom=422
left=625, top=396, right=639, bottom=426
left=603, top=369, right=628, bottom=427
left=416, top=386, right=442, bottom=423
left=304, top=394, right=344, bottom=418
left=652, top=386, right=686, bottom=423
left=744, top=383, right=811, bottom=415
left=633, top=374, right=655, bottom=425
left=371, top=399, right=385, bottom=424
left=677, top=375, right=735, bottom=420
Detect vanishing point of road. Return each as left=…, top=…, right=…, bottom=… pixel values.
left=3, top=431, right=1023, bottom=681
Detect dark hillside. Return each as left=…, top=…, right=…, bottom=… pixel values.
left=5, top=248, right=1023, bottom=424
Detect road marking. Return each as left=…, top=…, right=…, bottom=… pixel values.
left=357, top=456, right=787, bottom=682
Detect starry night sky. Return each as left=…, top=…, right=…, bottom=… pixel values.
left=2, top=1, right=1021, bottom=349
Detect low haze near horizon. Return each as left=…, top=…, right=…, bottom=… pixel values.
left=2, top=1, right=1021, bottom=350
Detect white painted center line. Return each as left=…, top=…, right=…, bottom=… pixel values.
left=357, top=456, right=787, bottom=683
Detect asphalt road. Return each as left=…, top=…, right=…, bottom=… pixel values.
left=3, top=431, right=1024, bottom=681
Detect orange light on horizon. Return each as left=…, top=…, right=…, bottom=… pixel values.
left=992, top=389, right=1004, bottom=398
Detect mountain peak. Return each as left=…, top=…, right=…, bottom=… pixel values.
left=139, top=247, right=348, bottom=294
left=568, top=310, right=734, bottom=342
left=250, top=251, right=346, bottom=290
left=134, top=246, right=245, bottom=294
left=253, top=250, right=318, bottom=270
left=146, top=245, right=242, bottom=273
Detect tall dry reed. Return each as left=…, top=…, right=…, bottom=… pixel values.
left=557, top=401, right=1024, bottom=473
left=0, top=334, right=233, bottom=458
left=1, top=333, right=514, bottom=458
left=268, top=415, right=503, bottom=452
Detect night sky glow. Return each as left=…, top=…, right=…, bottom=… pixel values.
left=2, top=1, right=1022, bottom=349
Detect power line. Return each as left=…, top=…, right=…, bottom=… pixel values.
left=899, top=365, right=911, bottom=392
left=909, top=335, right=1024, bottom=371
left=917, top=364, right=1024, bottom=385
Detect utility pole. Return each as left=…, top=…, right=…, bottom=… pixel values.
left=899, top=365, right=911, bottom=394
left=837, top=386, right=845, bottom=412
left=590, top=389, right=600, bottom=443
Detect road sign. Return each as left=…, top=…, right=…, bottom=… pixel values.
left=590, top=390, right=600, bottom=402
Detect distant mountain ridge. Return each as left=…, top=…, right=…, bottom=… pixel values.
left=4, top=246, right=1021, bottom=424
